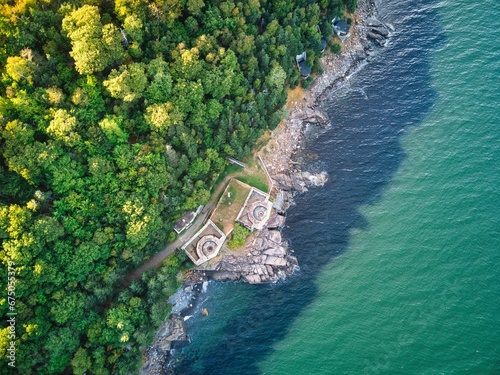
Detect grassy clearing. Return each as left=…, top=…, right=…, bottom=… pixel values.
left=213, top=154, right=271, bottom=199
left=239, top=155, right=270, bottom=193
left=210, top=179, right=251, bottom=234
left=236, top=175, right=268, bottom=193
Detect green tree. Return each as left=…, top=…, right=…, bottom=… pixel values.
left=99, top=115, right=129, bottom=144
left=104, top=63, right=147, bottom=102
left=187, top=0, right=205, bottom=15
left=5, top=54, right=35, bottom=84
left=144, top=102, right=183, bottom=134
left=71, top=347, right=92, bottom=375
left=62, top=5, right=111, bottom=74
left=46, top=109, right=81, bottom=146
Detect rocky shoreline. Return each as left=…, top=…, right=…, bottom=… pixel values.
left=140, top=1, right=393, bottom=373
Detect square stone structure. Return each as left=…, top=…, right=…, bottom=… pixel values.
left=182, top=220, right=226, bottom=266
left=236, top=188, right=273, bottom=231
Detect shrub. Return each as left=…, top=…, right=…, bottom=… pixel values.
left=228, top=223, right=250, bottom=249
left=331, top=43, right=342, bottom=54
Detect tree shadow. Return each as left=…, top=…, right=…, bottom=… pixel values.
left=173, top=1, right=444, bottom=373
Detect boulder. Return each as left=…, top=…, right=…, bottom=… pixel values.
left=267, top=230, right=282, bottom=244
left=244, top=274, right=262, bottom=284
left=253, top=236, right=269, bottom=251
left=266, top=214, right=286, bottom=229
left=300, top=106, right=330, bottom=127
left=167, top=314, right=190, bottom=349
left=367, top=32, right=386, bottom=47
left=370, top=25, right=389, bottom=37
left=263, top=246, right=286, bottom=257
left=211, top=271, right=240, bottom=282
left=266, top=265, right=275, bottom=276
left=366, top=17, right=384, bottom=28
left=264, top=256, right=287, bottom=267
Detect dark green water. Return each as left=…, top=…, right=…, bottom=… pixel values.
left=174, top=0, right=500, bottom=373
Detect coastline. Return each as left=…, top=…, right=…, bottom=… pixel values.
left=140, top=0, right=393, bottom=372
left=262, top=0, right=382, bottom=182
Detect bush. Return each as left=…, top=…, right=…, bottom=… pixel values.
left=228, top=223, right=250, bottom=249
left=331, top=43, right=342, bottom=54
left=301, top=76, right=314, bottom=89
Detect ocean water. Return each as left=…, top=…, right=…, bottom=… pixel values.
left=172, top=0, right=500, bottom=373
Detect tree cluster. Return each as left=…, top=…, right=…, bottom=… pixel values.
left=0, top=0, right=355, bottom=373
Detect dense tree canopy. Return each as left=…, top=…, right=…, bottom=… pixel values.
left=0, top=0, right=355, bottom=373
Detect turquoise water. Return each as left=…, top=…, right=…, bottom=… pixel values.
left=174, top=0, right=500, bottom=373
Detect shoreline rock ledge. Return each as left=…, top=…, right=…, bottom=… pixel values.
left=139, top=314, right=189, bottom=375
left=211, top=227, right=298, bottom=284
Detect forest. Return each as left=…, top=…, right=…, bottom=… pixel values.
left=0, top=0, right=355, bottom=373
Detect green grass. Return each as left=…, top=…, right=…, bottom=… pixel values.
left=210, top=179, right=251, bottom=234
left=236, top=175, right=269, bottom=193
left=213, top=164, right=241, bottom=188
left=237, top=157, right=270, bottom=193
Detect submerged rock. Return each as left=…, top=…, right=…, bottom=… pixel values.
left=365, top=16, right=393, bottom=47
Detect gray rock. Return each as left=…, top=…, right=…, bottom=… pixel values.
left=266, top=265, right=274, bottom=276
left=244, top=274, right=262, bottom=284
left=366, top=17, right=384, bottom=28
left=211, top=271, right=240, bottom=281
left=141, top=313, right=189, bottom=373
left=367, top=31, right=386, bottom=47
left=252, top=237, right=265, bottom=250
left=264, top=256, right=287, bottom=266
left=266, top=214, right=286, bottom=229
left=267, top=230, right=282, bottom=244
left=263, top=246, right=286, bottom=257
left=369, top=25, right=389, bottom=37
left=367, top=31, right=384, bottom=42
left=300, top=106, right=330, bottom=127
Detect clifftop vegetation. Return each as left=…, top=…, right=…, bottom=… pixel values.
left=0, top=0, right=355, bottom=373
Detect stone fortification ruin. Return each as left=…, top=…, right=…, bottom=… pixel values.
left=236, top=188, right=273, bottom=231
left=182, top=220, right=226, bottom=266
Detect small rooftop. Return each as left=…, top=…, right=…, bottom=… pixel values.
left=173, top=211, right=197, bottom=234
left=321, top=38, right=327, bottom=53
left=332, top=18, right=351, bottom=42
left=296, top=52, right=312, bottom=78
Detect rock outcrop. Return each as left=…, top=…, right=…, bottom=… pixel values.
left=365, top=17, right=393, bottom=47
left=210, top=228, right=298, bottom=284
left=301, top=106, right=330, bottom=127
left=273, top=170, right=329, bottom=193
left=140, top=314, right=190, bottom=375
